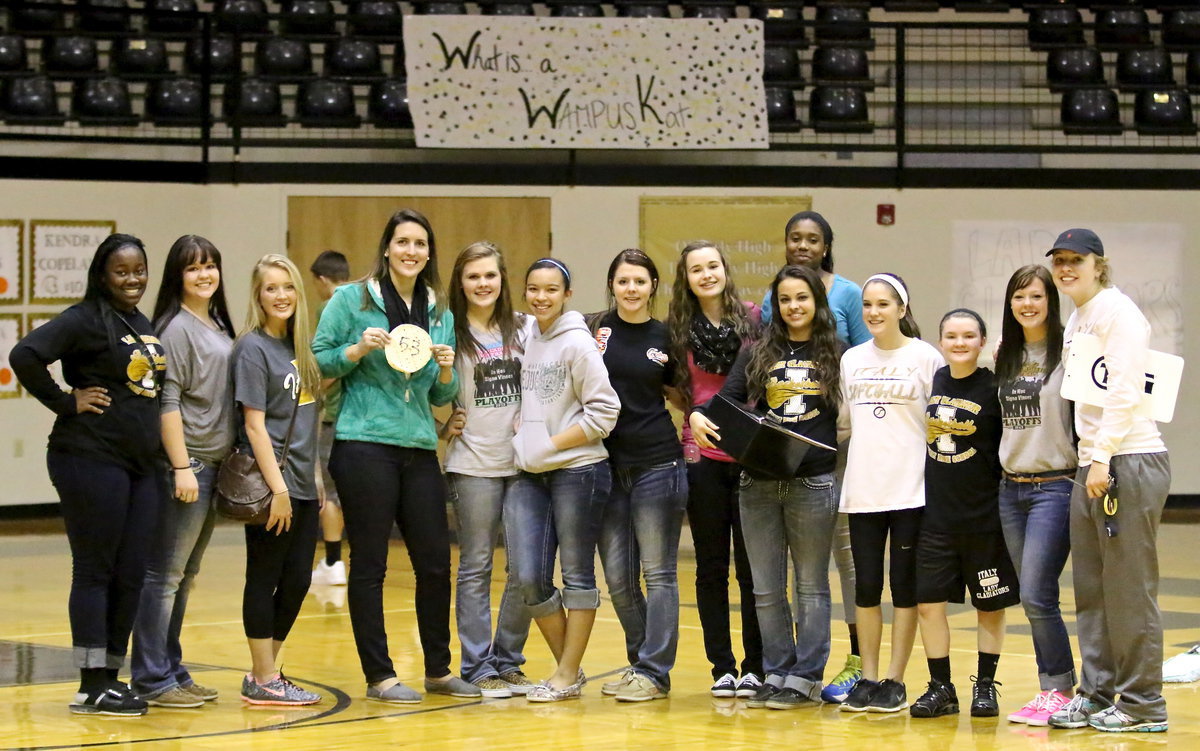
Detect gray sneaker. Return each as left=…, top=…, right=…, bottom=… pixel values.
left=240, top=673, right=321, bottom=706
left=366, top=681, right=421, bottom=704
left=1048, top=694, right=1105, bottom=729
left=146, top=685, right=204, bottom=708
left=424, top=675, right=482, bottom=698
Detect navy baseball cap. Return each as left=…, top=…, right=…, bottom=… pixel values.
left=1045, top=228, right=1104, bottom=257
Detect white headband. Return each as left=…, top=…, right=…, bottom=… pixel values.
left=864, top=274, right=909, bottom=308
left=538, top=258, right=571, bottom=285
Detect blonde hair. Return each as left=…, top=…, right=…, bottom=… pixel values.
left=1094, top=255, right=1112, bottom=287
left=243, top=254, right=322, bottom=398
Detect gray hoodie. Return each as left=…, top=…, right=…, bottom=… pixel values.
left=513, top=310, right=621, bottom=473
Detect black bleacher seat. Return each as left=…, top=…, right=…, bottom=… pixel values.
left=283, top=0, right=339, bottom=37
left=1046, top=47, right=1105, bottom=91
left=3, top=75, right=66, bottom=124
left=0, top=37, right=30, bottom=76
left=350, top=1, right=404, bottom=37
left=1028, top=7, right=1085, bottom=51
left=809, top=85, right=873, bottom=132
left=1095, top=8, right=1153, bottom=51
left=764, top=45, right=804, bottom=86
left=415, top=2, right=469, bottom=12
left=79, top=0, right=132, bottom=34
left=483, top=2, right=536, bottom=14
left=223, top=78, right=288, bottom=126
left=325, top=38, right=385, bottom=81
left=111, top=38, right=172, bottom=80
left=72, top=77, right=140, bottom=126
left=146, top=77, right=207, bottom=125
left=812, top=46, right=873, bottom=88
left=44, top=37, right=102, bottom=77
left=185, top=36, right=242, bottom=79
left=255, top=37, right=316, bottom=80
left=683, top=3, right=737, bottom=18
left=953, top=0, right=1010, bottom=14
left=147, top=0, right=201, bottom=34
left=753, top=3, right=809, bottom=48
left=1188, top=50, right=1200, bottom=93
left=216, top=0, right=271, bottom=36
left=1164, top=9, right=1200, bottom=51
left=765, top=86, right=801, bottom=132
left=297, top=78, right=362, bottom=127
left=368, top=78, right=411, bottom=127
left=815, top=6, right=873, bottom=50
left=1116, top=48, right=1175, bottom=91
left=618, top=3, right=670, bottom=16
left=1061, top=87, right=1122, bottom=135
left=11, top=1, right=63, bottom=33
left=549, top=3, right=605, bottom=16
left=1134, top=89, right=1197, bottom=134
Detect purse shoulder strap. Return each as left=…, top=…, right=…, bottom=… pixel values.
left=277, top=382, right=301, bottom=466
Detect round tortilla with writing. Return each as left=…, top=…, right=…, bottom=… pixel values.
left=385, top=324, right=433, bottom=373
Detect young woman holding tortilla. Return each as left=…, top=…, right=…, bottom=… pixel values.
left=312, top=208, right=479, bottom=703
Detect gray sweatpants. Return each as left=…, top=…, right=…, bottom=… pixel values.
left=1071, top=451, right=1170, bottom=722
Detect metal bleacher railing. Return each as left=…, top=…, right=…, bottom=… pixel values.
left=2, top=0, right=1199, bottom=176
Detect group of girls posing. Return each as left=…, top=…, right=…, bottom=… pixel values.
left=10, top=216, right=1171, bottom=733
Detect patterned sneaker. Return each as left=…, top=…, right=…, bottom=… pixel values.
left=1088, top=705, right=1168, bottom=733
left=821, top=654, right=863, bottom=704
left=473, top=676, right=513, bottom=698
left=765, top=687, right=819, bottom=710
left=734, top=673, right=762, bottom=699
left=970, top=675, right=1000, bottom=717
left=526, top=679, right=582, bottom=703
left=839, top=678, right=879, bottom=712
left=744, top=683, right=781, bottom=709
left=710, top=673, right=737, bottom=698
left=146, top=686, right=204, bottom=708
left=70, top=686, right=148, bottom=716
left=1048, top=693, right=1104, bottom=729
left=241, top=673, right=321, bottom=706
left=602, top=668, right=636, bottom=696
left=498, top=670, right=535, bottom=696
left=866, top=679, right=908, bottom=713
left=910, top=679, right=958, bottom=718
left=182, top=682, right=219, bottom=702
left=1163, top=644, right=1200, bottom=683
left=615, top=673, right=667, bottom=702
left=1026, top=689, right=1069, bottom=727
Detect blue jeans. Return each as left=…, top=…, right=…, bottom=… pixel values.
left=740, top=472, right=838, bottom=699
left=998, top=476, right=1076, bottom=692
left=598, top=459, right=688, bottom=690
left=132, top=459, right=219, bottom=696
left=507, top=461, right=611, bottom=616
left=446, top=473, right=532, bottom=682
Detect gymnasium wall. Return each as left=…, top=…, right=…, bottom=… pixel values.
left=1, top=178, right=1195, bottom=504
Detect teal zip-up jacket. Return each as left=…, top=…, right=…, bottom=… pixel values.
left=312, top=279, right=457, bottom=450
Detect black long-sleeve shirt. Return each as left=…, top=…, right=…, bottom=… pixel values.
left=10, top=300, right=166, bottom=475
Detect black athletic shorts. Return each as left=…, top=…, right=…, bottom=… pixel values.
left=915, top=529, right=1020, bottom=611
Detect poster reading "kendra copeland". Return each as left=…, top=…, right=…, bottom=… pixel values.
left=403, top=16, right=767, bottom=150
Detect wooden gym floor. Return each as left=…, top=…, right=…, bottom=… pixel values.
left=0, top=517, right=1197, bottom=750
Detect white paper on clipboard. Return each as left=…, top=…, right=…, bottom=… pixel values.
left=1060, top=333, right=1183, bottom=423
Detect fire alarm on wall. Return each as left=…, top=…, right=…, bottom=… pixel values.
left=877, top=204, right=895, bottom=225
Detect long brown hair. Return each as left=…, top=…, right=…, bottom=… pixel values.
left=448, top=241, right=522, bottom=362
left=361, top=208, right=446, bottom=319
left=242, top=254, right=322, bottom=398
left=995, top=264, right=1063, bottom=383
left=745, top=265, right=841, bottom=408
left=667, top=241, right=756, bottom=406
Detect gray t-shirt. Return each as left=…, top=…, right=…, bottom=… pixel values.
left=443, top=317, right=527, bottom=477
left=998, top=339, right=1078, bottom=474
left=159, top=310, right=236, bottom=464
left=232, top=329, right=319, bottom=500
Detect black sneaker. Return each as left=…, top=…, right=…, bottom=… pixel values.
left=765, top=687, right=819, bottom=710
left=866, top=679, right=908, bottom=713
left=839, top=678, right=879, bottom=712
left=970, top=675, right=1000, bottom=717
left=70, top=686, right=148, bottom=716
left=744, top=683, right=781, bottom=709
left=909, top=679, right=959, bottom=718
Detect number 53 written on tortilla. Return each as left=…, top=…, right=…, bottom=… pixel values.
left=385, top=324, right=433, bottom=373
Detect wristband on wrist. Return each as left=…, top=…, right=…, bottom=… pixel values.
left=173, top=465, right=189, bottom=471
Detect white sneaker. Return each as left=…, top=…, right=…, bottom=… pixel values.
left=312, top=559, right=347, bottom=586
left=1163, top=644, right=1200, bottom=683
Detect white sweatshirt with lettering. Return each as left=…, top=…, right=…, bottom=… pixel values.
left=838, top=338, right=944, bottom=513
left=1063, top=286, right=1165, bottom=465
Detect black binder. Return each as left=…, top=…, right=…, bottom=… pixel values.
left=707, top=393, right=836, bottom=479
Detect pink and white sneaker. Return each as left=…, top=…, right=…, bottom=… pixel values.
left=1008, top=691, right=1048, bottom=724
left=1025, top=689, right=1069, bottom=727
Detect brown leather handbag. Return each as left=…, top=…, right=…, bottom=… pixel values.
left=216, top=393, right=300, bottom=525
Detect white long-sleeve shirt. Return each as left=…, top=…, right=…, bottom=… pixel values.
left=1063, top=286, right=1165, bottom=465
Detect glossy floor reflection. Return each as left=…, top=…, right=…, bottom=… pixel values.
left=0, top=520, right=1197, bottom=750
